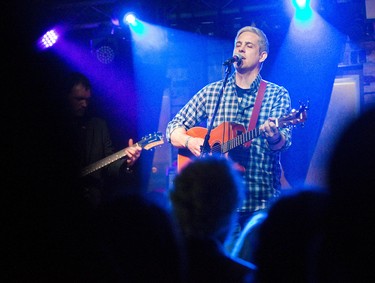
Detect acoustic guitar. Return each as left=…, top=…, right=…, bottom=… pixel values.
left=177, top=103, right=308, bottom=172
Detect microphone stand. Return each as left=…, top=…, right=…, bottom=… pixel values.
left=200, top=63, right=232, bottom=158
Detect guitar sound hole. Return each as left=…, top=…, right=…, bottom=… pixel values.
left=211, top=142, right=222, bottom=155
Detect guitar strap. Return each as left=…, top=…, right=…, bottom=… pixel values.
left=245, top=79, right=266, bottom=147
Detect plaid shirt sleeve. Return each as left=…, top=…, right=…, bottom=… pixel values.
left=166, top=81, right=224, bottom=141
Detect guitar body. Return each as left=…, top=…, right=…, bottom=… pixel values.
left=177, top=122, right=247, bottom=172
left=176, top=102, right=309, bottom=173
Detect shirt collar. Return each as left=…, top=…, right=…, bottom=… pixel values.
left=231, top=72, right=262, bottom=95
left=250, top=74, right=262, bottom=91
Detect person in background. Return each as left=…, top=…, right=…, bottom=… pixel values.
left=62, top=71, right=142, bottom=207
left=5, top=3, right=114, bottom=279
left=166, top=26, right=293, bottom=248
left=169, top=155, right=256, bottom=283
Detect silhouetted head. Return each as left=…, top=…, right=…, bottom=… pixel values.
left=170, top=155, right=244, bottom=243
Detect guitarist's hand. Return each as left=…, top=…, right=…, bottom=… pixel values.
left=170, top=127, right=204, bottom=157
left=260, top=117, right=285, bottom=150
left=186, top=136, right=205, bottom=157
left=124, top=138, right=142, bottom=167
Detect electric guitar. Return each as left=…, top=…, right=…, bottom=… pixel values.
left=81, top=132, right=164, bottom=177
left=177, top=103, right=308, bottom=172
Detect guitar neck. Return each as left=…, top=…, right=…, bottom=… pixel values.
left=221, top=127, right=262, bottom=153
left=80, top=131, right=164, bottom=177
left=81, top=148, right=129, bottom=177
left=221, top=110, right=303, bottom=153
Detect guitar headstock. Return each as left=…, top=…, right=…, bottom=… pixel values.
left=139, top=132, right=165, bottom=150
left=278, top=101, right=309, bottom=128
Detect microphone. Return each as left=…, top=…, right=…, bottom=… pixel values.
left=223, top=54, right=243, bottom=66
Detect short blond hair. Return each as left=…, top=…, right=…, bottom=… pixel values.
left=235, top=26, right=269, bottom=54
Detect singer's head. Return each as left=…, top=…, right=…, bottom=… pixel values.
left=235, top=26, right=269, bottom=54
left=233, top=26, right=269, bottom=71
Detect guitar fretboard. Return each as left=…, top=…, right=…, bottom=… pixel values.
left=221, top=128, right=262, bottom=153
left=81, top=150, right=128, bottom=176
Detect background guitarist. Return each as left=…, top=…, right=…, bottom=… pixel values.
left=166, top=26, right=293, bottom=251
left=61, top=71, right=142, bottom=208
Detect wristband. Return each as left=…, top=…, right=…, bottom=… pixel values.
left=268, top=134, right=282, bottom=145
left=185, top=136, right=192, bottom=148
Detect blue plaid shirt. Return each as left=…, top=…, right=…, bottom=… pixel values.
left=166, top=73, right=292, bottom=213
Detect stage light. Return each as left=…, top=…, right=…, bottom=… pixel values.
left=91, top=37, right=118, bottom=64
left=291, top=0, right=313, bottom=22
left=294, top=0, right=309, bottom=9
left=38, top=29, right=59, bottom=50
left=96, top=45, right=115, bottom=64
left=124, top=12, right=137, bottom=25
left=111, top=2, right=140, bottom=28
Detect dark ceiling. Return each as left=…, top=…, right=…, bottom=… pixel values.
left=38, top=0, right=370, bottom=42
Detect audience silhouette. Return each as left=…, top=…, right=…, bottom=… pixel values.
left=93, top=193, right=188, bottom=282
left=237, top=108, right=375, bottom=283
left=315, top=107, right=375, bottom=283
left=170, top=155, right=256, bottom=283
left=251, top=186, right=329, bottom=283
